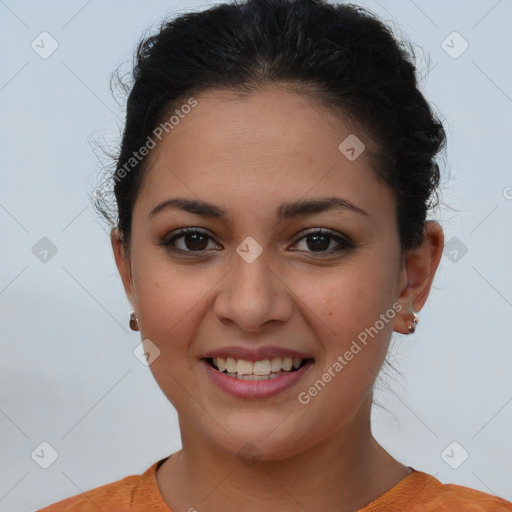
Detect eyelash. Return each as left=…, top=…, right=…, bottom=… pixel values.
left=159, top=227, right=354, bottom=256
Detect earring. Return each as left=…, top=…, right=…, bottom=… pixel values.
left=129, top=311, right=139, bottom=331
left=407, top=312, right=419, bottom=334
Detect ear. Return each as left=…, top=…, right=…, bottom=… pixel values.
left=393, top=221, right=444, bottom=334
left=111, top=228, right=135, bottom=307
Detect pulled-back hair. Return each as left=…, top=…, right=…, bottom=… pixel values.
left=94, top=0, right=446, bottom=255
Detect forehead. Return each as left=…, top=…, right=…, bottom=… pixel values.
left=135, top=86, right=393, bottom=221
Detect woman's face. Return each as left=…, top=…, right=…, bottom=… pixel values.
left=114, top=86, right=411, bottom=460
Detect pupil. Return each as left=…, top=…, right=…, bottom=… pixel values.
left=186, top=233, right=207, bottom=251
left=307, top=234, right=329, bottom=251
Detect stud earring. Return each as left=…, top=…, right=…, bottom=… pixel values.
left=407, top=312, right=419, bottom=334
left=129, top=311, right=139, bottom=331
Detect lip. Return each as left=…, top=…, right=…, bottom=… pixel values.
left=201, top=345, right=314, bottom=362
left=201, top=358, right=314, bottom=399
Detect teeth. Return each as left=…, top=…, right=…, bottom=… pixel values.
left=236, top=373, right=274, bottom=381
left=216, top=356, right=226, bottom=372
left=225, top=357, right=237, bottom=373
left=253, top=360, right=271, bottom=375
left=270, top=357, right=282, bottom=372
left=282, top=357, right=293, bottom=371
left=225, top=372, right=282, bottom=380
left=212, top=356, right=306, bottom=375
left=235, top=359, right=254, bottom=375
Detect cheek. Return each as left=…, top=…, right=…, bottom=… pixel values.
left=130, top=248, right=219, bottom=359
left=293, top=264, right=397, bottom=419
left=131, top=263, right=216, bottom=406
left=137, top=276, right=208, bottom=340
left=299, top=259, right=398, bottom=339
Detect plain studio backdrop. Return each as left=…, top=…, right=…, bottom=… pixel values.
left=0, top=0, right=511, bottom=510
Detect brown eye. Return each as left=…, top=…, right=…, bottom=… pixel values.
left=305, top=233, right=331, bottom=252
left=293, top=229, right=353, bottom=254
left=181, top=232, right=209, bottom=251
left=161, top=228, right=221, bottom=253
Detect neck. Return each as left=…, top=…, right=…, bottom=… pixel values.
left=156, top=401, right=411, bottom=512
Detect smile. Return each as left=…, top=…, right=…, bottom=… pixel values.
left=201, top=357, right=315, bottom=398
left=206, top=356, right=311, bottom=379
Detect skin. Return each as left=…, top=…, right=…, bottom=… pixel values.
left=111, top=85, right=444, bottom=512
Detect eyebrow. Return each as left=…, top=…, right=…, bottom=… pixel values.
left=148, top=196, right=369, bottom=220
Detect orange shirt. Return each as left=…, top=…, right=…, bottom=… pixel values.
left=37, top=459, right=512, bottom=512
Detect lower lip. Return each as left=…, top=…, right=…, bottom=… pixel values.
left=201, top=359, right=314, bottom=399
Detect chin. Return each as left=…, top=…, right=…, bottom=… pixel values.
left=203, top=421, right=311, bottom=463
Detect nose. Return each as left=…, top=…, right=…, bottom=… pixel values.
left=213, top=249, right=293, bottom=333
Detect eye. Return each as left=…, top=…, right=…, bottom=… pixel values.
left=292, top=229, right=353, bottom=253
left=159, top=227, right=353, bottom=256
left=160, top=228, right=221, bottom=253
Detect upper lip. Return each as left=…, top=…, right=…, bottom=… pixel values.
left=201, top=345, right=314, bottom=362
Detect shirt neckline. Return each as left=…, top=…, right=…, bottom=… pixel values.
left=138, top=458, right=423, bottom=512
left=354, top=466, right=426, bottom=511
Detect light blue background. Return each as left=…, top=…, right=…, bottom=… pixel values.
left=1, top=1, right=511, bottom=510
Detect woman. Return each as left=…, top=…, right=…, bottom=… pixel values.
left=39, top=0, right=512, bottom=510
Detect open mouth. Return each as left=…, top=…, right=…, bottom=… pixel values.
left=203, top=357, right=314, bottom=380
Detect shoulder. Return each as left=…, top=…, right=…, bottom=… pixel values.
left=406, top=470, right=512, bottom=512
left=36, top=461, right=164, bottom=512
